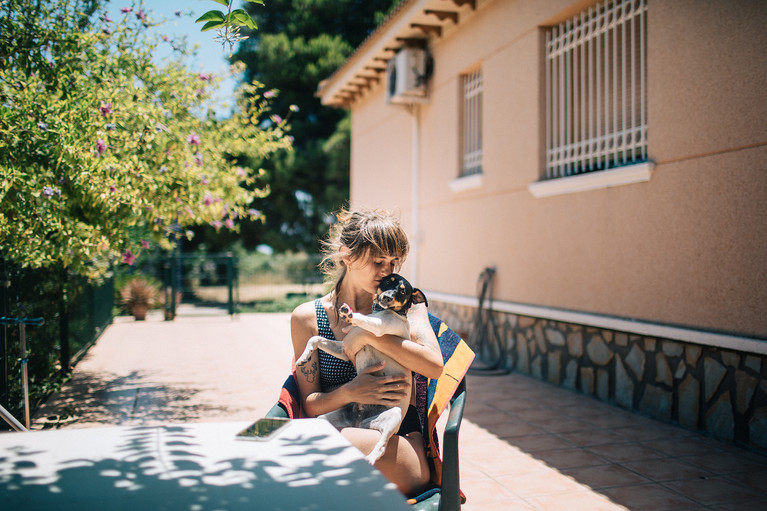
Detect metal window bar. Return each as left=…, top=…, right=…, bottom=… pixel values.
left=545, top=0, right=647, bottom=179
left=461, top=69, right=483, bottom=176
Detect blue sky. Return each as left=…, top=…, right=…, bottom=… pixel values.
left=104, top=0, right=251, bottom=117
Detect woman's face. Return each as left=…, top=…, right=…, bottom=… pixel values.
left=345, top=250, right=400, bottom=296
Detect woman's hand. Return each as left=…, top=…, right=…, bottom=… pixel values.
left=343, top=361, right=411, bottom=406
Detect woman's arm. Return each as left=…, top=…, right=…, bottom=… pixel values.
left=343, top=303, right=444, bottom=379
left=291, top=301, right=410, bottom=418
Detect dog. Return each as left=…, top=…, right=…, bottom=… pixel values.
left=295, top=273, right=427, bottom=464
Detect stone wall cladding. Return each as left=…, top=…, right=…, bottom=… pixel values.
left=430, top=301, right=767, bottom=452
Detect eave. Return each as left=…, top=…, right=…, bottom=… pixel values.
left=316, top=0, right=479, bottom=108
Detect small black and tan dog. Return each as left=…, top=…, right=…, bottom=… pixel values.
left=296, top=273, right=427, bottom=464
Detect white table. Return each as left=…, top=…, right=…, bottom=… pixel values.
left=0, top=419, right=411, bottom=510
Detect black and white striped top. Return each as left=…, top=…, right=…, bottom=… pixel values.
left=315, top=298, right=357, bottom=391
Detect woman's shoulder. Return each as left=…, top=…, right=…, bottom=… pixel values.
left=291, top=295, right=329, bottom=330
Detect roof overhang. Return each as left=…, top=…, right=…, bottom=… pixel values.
left=316, top=0, right=478, bottom=108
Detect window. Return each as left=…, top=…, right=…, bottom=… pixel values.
left=544, top=0, right=647, bottom=180
left=460, top=68, right=483, bottom=177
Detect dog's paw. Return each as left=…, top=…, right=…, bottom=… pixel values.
left=338, top=303, right=353, bottom=323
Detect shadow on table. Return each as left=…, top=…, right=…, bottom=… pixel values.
left=2, top=425, right=398, bottom=511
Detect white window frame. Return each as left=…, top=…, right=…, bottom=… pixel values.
left=538, top=0, right=648, bottom=195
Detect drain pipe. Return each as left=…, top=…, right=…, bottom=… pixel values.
left=410, top=103, right=421, bottom=283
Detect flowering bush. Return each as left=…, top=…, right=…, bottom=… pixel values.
left=0, top=0, right=292, bottom=281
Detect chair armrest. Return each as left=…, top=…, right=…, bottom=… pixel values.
left=439, top=379, right=466, bottom=511
left=265, top=402, right=290, bottom=418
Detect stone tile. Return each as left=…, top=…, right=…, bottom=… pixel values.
left=526, top=490, right=629, bottom=510
left=504, top=433, right=576, bottom=452
left=723, top=468, right=767, bottom=494
left=463, top=452, right=550, bottom=477
left=682, top=452, right=767, bottom=475
left=498, top=469, right=588, bottom=498
left=558, top=428, right=631, bottom=447
left=641, top=436, right=726, bottom=457
left=461, top=496, right=536, bottom=511
left=533, top=448, right=611, bottom=470
left=609, top=423, right=690, bottom=443
left=663, top=476, right=764, bottom=505
left=599, top=483, right=700, bottom=511
left=563, top=464, right=653, bottom=489
left=535, top=417, right=597, bottom=434
left=621, top=458, right=715, bottom=482
left=585, top=443, right=666, bottom=464
left=457, top=476, right=518, bottom=508
left=709, top=500, right=767, bottom=511
left=485, top=421, right=545, bottom=438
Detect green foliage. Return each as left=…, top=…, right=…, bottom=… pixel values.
left=0, top=0, right=292, bottom=281
left=197, top=0, right=263, bottom=56
left=231, top=0, right=399, bottom=251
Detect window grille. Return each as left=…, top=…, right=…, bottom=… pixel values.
left=545, top=0, right=647, bottom=179
left=461, top=69, right=483, bottom=176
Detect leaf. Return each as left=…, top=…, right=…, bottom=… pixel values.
left=201, top=20, right=226, bottom=32
left=195, top=10, right=225, bottom=24
left=244, top=0, right=264, bottom=4
left=231, top=9, right=258, bottom=29
left=207, top=0, right=230, bottom=6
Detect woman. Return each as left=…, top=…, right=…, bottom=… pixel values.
left=291, top=208, right=444, bottom=496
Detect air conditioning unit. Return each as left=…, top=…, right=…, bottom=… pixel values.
left=386, top=47, right=430, bottom=105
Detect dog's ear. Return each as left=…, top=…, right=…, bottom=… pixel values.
left=411, top=289, right=428, bottom=307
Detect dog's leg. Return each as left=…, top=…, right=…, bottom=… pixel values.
left=360, top=407, right=403, bottom=464
left=339, top=304, right=409, bottom=338
left=296, top=335, right=349, bottom=366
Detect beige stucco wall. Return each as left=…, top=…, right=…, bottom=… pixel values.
left=347, top=0, right=767, bottom=339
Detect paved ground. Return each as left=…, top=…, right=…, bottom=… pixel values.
left=32, top=309, right=767, bottom=510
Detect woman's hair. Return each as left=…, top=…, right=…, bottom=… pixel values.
left=320, top=208, right=409, bottom=304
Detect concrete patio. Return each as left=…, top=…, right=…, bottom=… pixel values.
left=30, top=309, right=767, bottom=510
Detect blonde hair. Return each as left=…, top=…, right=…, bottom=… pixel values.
left=320, top=208, right=409, bottom=307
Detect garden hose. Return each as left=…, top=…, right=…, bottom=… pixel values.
left=468, top=268, right=510, bottom=375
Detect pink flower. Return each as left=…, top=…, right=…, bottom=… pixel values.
left=121, top=250, right=135, bottom=265
left=100, top=101, right=112, bottom=117
left=194, top=152, right=203, bottom=166
left=198, top=73, right=212, bottom=81
left=210, top=220, right=223, bottom=229
left=204, top=194, right=213, bottom=206
left=270, top=115, right=282, bottom=124
left=263, top=90, right=275, bottom=98
left=109, top=185, right=117, bottom=193
left=248, top=208, right=260, bottom=217
left=103, top=14, right=113, bottom=23
left=141, top=240, right=150, bottom=249
left=186, top=133, right=201, bottom=146
left=135, top=9, right=146, bottom=20
left=162, top=35, right=170, bottom=42
left=236, top=167, right=246, bottom=177
left=225, top=219, right=235, bottom=229
left=120, top=7, right=131, bottom=14
left=96, top=138, right=107, bottom=155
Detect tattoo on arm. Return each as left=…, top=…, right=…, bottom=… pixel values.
left=300, top=360, right=318, bottom=383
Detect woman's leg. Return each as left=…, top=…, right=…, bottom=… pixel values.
left=341, top=428, right=431, bottom=496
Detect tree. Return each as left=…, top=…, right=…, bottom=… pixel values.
left=0, top=0, right=292, bottom=280
left=232, top=0, right=397, bottom=251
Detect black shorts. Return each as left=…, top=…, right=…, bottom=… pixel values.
left=396, top=405, right=421, bottom=436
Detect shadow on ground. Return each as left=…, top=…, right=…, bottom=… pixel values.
left=35, top=371, right=230, bottom=429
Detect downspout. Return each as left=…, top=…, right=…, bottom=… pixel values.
left=410, top=103, right=420, bottom=283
